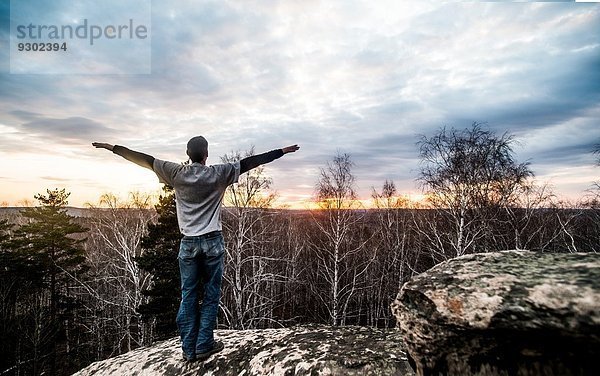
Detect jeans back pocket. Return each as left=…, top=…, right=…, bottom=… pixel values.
left=204, top=234, right=225, bottom=257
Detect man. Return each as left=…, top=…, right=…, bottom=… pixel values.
left=92, top=138, right=299, bottom=361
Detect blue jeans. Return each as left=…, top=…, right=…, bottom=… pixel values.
left=176, top=231, right=225, bottom=358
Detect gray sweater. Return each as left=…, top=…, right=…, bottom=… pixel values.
left=113, top=146, right=284, bottom=236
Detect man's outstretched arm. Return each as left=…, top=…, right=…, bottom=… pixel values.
left=240, top=144, right=299, bottom=174
left=92, top=142, right=155, bottom=170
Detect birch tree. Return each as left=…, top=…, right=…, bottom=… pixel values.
left=368, top=180, right=419, bottom=326
left=84, top=192, right=155, bottom=352
left=311, top=152, right=372, bottom=326
left=416, top=123, right=532, bottom=259
left=220, top=148, right=284, bottom=329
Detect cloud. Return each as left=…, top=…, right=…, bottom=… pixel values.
left=0, top=1, right=599, bottom=204
left=0, top=111, right=120, bottom=157
left=8, top=110, right=42, bottom=121
left=11, top=112, right=117, bottom=141
left=40, top=176, right=72, bottom=182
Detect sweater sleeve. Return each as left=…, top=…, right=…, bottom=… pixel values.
left=112, top=145, right=155, bottom=170
left=240, top=149, right=284, bottom=174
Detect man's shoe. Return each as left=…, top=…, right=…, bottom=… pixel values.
left=181, top=352, right=197, bottom=362
left=196, top=340, right=224, bottom=361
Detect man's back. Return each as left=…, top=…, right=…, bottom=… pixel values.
left=153, top=159, right=241, bottom=236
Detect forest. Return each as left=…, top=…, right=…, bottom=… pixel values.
left=1, top=124, right=599, bottom=375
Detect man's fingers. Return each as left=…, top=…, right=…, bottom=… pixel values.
left=283, top=144, right=300, bottom=153
left=92, top=142, right=112, bottom=150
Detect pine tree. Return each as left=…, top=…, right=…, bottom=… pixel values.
left=0, top=217, right=48, bottom=375
left=136, top=186, right=180, bottom=340
left=0, top=219, right=24, bottom=373
left=15, top=188, right=88, bottom=375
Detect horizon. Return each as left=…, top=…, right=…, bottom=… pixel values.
left=0, top=191, right=425, bottom=210
left=1, top=1, right=599, bottom=207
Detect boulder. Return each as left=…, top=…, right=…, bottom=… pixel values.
left=74, top=325, right=414, bottom=375
left=391, top=250, right=600, bottom=376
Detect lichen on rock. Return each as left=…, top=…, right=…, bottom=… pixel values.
left=74, top=325, right=414, bottom=375
left=391, top=250, right=600, bottom=376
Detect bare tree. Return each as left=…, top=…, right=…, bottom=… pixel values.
left=497, top=181, right=563, bottom=251
left=585, top=142, right=600, bottom=251
left=368, top=180, right=420, bottom=326
left=310, top=152, right=373, bottom=326
left=220, top=149, right=287, bottom=329
left=567, top=144, right=600, bottom=253
left=416, top=123, right=532, bottom=259
left=576, top=195, right=600, bottom=253
left=83, top=192, right=156, bottom=354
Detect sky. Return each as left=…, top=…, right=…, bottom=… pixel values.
left=1, top=0, right=599, bottom=208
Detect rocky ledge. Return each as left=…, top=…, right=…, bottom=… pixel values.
left=391, top=250, right=600, bottom=376
left=74, top=325, right=413, bottom=375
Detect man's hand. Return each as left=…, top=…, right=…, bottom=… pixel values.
left=282, top=145, right=300, bottom=154
left=92, top=142, right=114, bottom=151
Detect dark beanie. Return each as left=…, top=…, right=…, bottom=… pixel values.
left=187, top=136, right=208, bottom=162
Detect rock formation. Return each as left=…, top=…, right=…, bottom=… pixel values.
left=74, top=325, right=414, bottom=375
left=391, top=250, right=600, bottom=376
